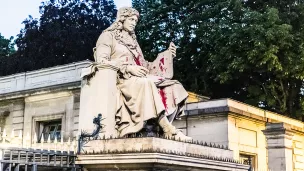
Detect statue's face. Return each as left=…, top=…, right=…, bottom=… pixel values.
left=123, top=15, right=138, bottom=32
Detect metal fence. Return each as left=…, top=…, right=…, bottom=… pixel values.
left=0, top=147, right=80, bottom=171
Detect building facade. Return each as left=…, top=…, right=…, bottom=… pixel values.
left=0, top=61, right=302, bottom=170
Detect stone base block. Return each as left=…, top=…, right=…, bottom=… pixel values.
left=77, top=137, right=249, bottom=171
left=78, top=153, right=249, bottom=171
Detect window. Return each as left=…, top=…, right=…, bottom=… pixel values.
left=239, top=153, right=256, bottom=171
left=38, top=120, right=62, bottom=142
left=0, top=111, right=9, bottom=128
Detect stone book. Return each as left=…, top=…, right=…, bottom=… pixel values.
left=149, top=50, right=174, bottom=79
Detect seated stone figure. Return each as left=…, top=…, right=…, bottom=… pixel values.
left=94, top=7, right=191, bottom=141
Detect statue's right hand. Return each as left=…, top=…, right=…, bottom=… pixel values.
left=126, top=66, right=149, bottom=77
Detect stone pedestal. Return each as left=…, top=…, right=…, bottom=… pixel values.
left=262, top=123, right=294, bottom=171
left=78, top=65, right=118, bottom=138
left=77, top=137, right=249, bottom=171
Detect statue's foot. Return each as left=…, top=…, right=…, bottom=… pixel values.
left=159, top=115, right=192, bottom=142
left=174, top=131, right=192, bottom=142
left=163, top=125, right=192, bottom=142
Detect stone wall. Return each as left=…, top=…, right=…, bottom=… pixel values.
left=0, top=61, right=89, bottom=143
left=1, top=62, right=304, bottom=171
left=174, top=114, right=229, bottom=146
left=174, top=114, right=268, bottom=171
left=23, top=91, right=78, bottom=144
left=0, top=89, right=80, bottom=144
left=227, top=114, right=267, bottom=171
left=293, top=133, right=304, bottom=171
left=0, top=99, right=24, bottom=138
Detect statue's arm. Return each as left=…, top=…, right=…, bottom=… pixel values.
left=95, top=32, right=113, bottom=63
left=95, top=32, right=129, bottom=78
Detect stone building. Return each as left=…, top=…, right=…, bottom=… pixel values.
left=0, top=61, right=302, bottom=170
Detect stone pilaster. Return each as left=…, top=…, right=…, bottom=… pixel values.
left=262, top=122, right=293, bottom=171
left=78, top=64, right=119, bottom=139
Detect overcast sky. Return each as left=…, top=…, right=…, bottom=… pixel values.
left=0, top=0, right=132, bottom=39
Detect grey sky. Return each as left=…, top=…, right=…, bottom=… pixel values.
left=0, top=0, right=131, bottom=39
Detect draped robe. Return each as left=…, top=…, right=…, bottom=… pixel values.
left=94, top=31, right=188, bottom=137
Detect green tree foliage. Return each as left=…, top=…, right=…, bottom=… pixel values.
left=0, top=34, right=16, bottom=76
left=0, top=34, right=15, bottom=57
left=133, top=0, right=304, bottom=119
left=0, top=0, right=116, bottom=76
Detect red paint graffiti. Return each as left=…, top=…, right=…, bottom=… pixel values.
left=159, top=57, right=165, bottom=71
left=159, top=88, right=167, bottom=109
left=159, top=63, right=164, bottom=72
left=135, top=54, right=141, bottom=66
left=160, top=57, right=164, bottom=65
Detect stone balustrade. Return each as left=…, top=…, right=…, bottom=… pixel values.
left=0, top=60, right=92, bottom=95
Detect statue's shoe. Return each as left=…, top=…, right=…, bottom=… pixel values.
left=163, top=125, right=192, bottom=142
left=174, top=131, right=192, bottom=142
left=159, top=116, right=192, bottom=142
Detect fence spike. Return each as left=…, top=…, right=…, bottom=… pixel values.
left=33, top=132, right=38, bottom=149
left=41, top=135, right=44, bottom=151
left=61, top=137, right=64, bottom=153
left=67, top=137, right=71, bottom=153
left=10, top=129, right=15, bottom=139
left=26, top=132, right=30, bottom=148
left=18, top=130, right=22, bottom=146
left=54, top=136, right=58, bottom=151
left=2, top=128, right=6, bottom=144
left=47, top=134, right=51, bottom=151
left=72, top=138, right=77, bottom=152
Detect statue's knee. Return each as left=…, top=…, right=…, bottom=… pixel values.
left=137, top=77, right=153, bottom=86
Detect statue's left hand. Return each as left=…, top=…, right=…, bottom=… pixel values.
left=168, top=42, right=176, bottom=57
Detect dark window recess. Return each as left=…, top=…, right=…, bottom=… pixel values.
left=38, top=120, right=62, bottom=142
left=239, top=154, right=255, bottom=171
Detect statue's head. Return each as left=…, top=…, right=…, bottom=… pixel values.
left=105, top=7, right=139, bottom=35
left=117, top=7, right=139, bottom=32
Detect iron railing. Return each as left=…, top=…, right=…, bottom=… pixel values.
left=0, top=147, right=80, bottom=171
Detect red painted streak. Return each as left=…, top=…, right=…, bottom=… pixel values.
left=159, top=57, right=165, bottom=71
left=135, top=54, right=141, bottom=66
left=159, top=63, right=164, bottom=71
left=160, top=57, right=164, bottom=65
left=159, top=88, right=167, bottom=109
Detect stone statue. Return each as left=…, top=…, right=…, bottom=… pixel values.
left=93, top=7, right=191, bottom=141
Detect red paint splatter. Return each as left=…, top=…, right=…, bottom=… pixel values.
left=135, top=54, right=141, bottom=66
left=126, top=57, right=128, bottom=62
left=159, top=88, right=167, bottom=109
left=159, top=63, right=164, bottom=71
left=160, top=57, right=164, bottom=65
left=159, top=57, right=165, bottom=71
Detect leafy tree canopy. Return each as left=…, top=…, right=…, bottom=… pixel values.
left=133, top=0, right=304, bottom=119
left=0, top=33, right=16, bottom=75
left=0, top=33, right=15, bottom=57
left=0, top=0, right=116, bottom=76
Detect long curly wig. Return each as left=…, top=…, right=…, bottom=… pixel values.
left=104, top=7, right=140, bottom=40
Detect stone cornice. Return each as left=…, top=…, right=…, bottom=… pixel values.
left=0, top=60, right=91, bottom=95
left=0, top=82, right=80, bottom=101
left=186, top=99, right=304, bottom=133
